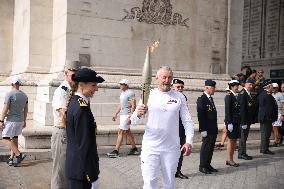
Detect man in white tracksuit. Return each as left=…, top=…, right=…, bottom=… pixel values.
left=131, top=66, right=194, bottom=189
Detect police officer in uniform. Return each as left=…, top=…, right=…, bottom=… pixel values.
left=172, top=79, right=189, bottom=179
left=65, top=68, right=104, bottom=189
left=237, top=78, right=256, bottom=160
left=51, top=60, right=80, bottom=189
left=258, top=80, right=278, bottom=155
left=224, top=80, right=240, bottom=167
left=197, top=79, right=218, bottom=174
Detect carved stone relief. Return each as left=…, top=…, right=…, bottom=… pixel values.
left=242, top=0, right=284, bottom=67
left=122, top=0, right=189, bottom=28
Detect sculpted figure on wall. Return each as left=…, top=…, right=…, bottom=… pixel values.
left=123, top=0, right=189, bottom=28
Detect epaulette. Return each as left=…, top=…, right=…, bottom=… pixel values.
left=61, top=86, right=68, bottom=91
left=226, top=91, right=231, bottom=95
left=240, top=90, right=244, bottom=95
left=78, top=98, right=88, bottom=107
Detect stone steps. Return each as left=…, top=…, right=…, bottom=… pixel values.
left=1, top=120, right=264, bottom=148
left=0, top=139, right=269, bottom=162
left=96, top=123, right=263, bottom=145
left=0, top=120, right=274, bottom=162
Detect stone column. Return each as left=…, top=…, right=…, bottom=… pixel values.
left=49, top=0, right=68, bottom=73
left=12, top=0, right=53, bottom=75
left=226, top=0, right=244, bottom=76
left=0, top=0, right=14, bottom=80
left=33, top=0, right=67, bottom=126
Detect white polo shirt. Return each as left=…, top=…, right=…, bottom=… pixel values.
left=52, top=80, right=71, bottom=127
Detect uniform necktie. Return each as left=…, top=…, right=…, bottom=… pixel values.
left=209, top=97, right=216, bottom=110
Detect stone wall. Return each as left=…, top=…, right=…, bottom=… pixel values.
left=65, top=0, right=228, bottom=74
left=0, top=0, right=14, bottom=78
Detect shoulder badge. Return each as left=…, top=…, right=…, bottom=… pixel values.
left=240, top=90, right=244, bottom=95
left=226, top=91, right=231, bottom=96
left=78, top=98, right=88, bottom=107
left=61, top=86, right=68, bottom=91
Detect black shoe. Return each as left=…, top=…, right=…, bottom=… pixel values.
left=199, top=167, right=212, bottom=174
left=279, top=137, right=283, bottom=144
left=6, top=157, right=13, bottom=166
left=238, top=154, right=252, bottom=160
left=262, top=150, right=275, bottom=155
left=226, top=161, right=240, bottom=167
left=128, top=148, right=140, bottom=155
left=175, top=171, right=189, bottom=179
left=271, top=142, right=280, bottom=147
left=13, top=153, right=26, bottom=167
left=107, top=150, right=119, bottom=158
left=208, top=165, right=218, bottom=172
left=215, top=143, right=224, bottom=149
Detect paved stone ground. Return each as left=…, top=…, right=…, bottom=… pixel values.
left=0, top=146, right=284, bottom=189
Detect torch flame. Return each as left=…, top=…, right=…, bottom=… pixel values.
left=150, top=41, right=160, bottom=53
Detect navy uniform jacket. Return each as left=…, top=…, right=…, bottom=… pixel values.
left=66, top=95, right=99, bottom=183
left=258, top=91, right=278, bottom=123
left=178, top=94, right=187, bottom=138
left=237, top=88, right=257, bottom=125
left=197, top=93, right=218, bottom=135
left=224, top=91, right=240, bottom=125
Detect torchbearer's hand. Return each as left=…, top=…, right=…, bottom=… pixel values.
left=181, top=143, right=192, bottom=156
left=201, top=131, right=207, bottom=138
left=137, top=104, right=147, bottom=118
left=241, top=125, right=247, bottom=129
left=91, top=179, right=99, bottom=189
left=227, top=124, right=233, bottom=132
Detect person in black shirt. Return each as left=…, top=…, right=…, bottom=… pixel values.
left=65, top=68, right=104, bottom=189
left=224, top=80, right=240, bottom=167
left=197, top=79, right=218, bottom=174
left=237, top=78, right=256, bottom=160
left=172, top=79, right=189, bottom=179
left=258, top=80, right=278, bottom=155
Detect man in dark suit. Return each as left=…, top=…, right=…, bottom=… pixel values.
left=197, top=79, right=218, bottom=174
left=237, top=78, right=256, bottom=160
left=172, top=79, right=189, bottom=179
left=258, top=80, right=278, bottom=154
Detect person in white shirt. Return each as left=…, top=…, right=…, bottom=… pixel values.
left=107, top=79, right=139, bottom=158
left=272, top=83, right=284, bottom=146
left=131, top=66, right=194, bottom=189
left=51, top=60, right=80, bottom=189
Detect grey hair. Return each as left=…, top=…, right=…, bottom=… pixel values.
left=156, top=66, right=173, bottom=76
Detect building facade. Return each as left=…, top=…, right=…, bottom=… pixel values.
left=0, top=0, right=282, bottom=148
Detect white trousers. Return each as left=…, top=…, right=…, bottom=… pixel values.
left=141, top=150, right=180, bottom=189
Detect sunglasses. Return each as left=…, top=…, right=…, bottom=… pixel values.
left=174, top=85, right=184, bottom=89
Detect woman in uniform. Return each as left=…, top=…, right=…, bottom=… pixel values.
left=65, top=68, right=104, bottom=189
left=224, top=80, right=240, bottom=167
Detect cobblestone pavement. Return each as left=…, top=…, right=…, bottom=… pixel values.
left=0, top=146, right=284, bottom=189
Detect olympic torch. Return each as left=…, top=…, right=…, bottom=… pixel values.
left=141, top=41, right=159, bottom=105
left=141, top=46, right=152, bottom=105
